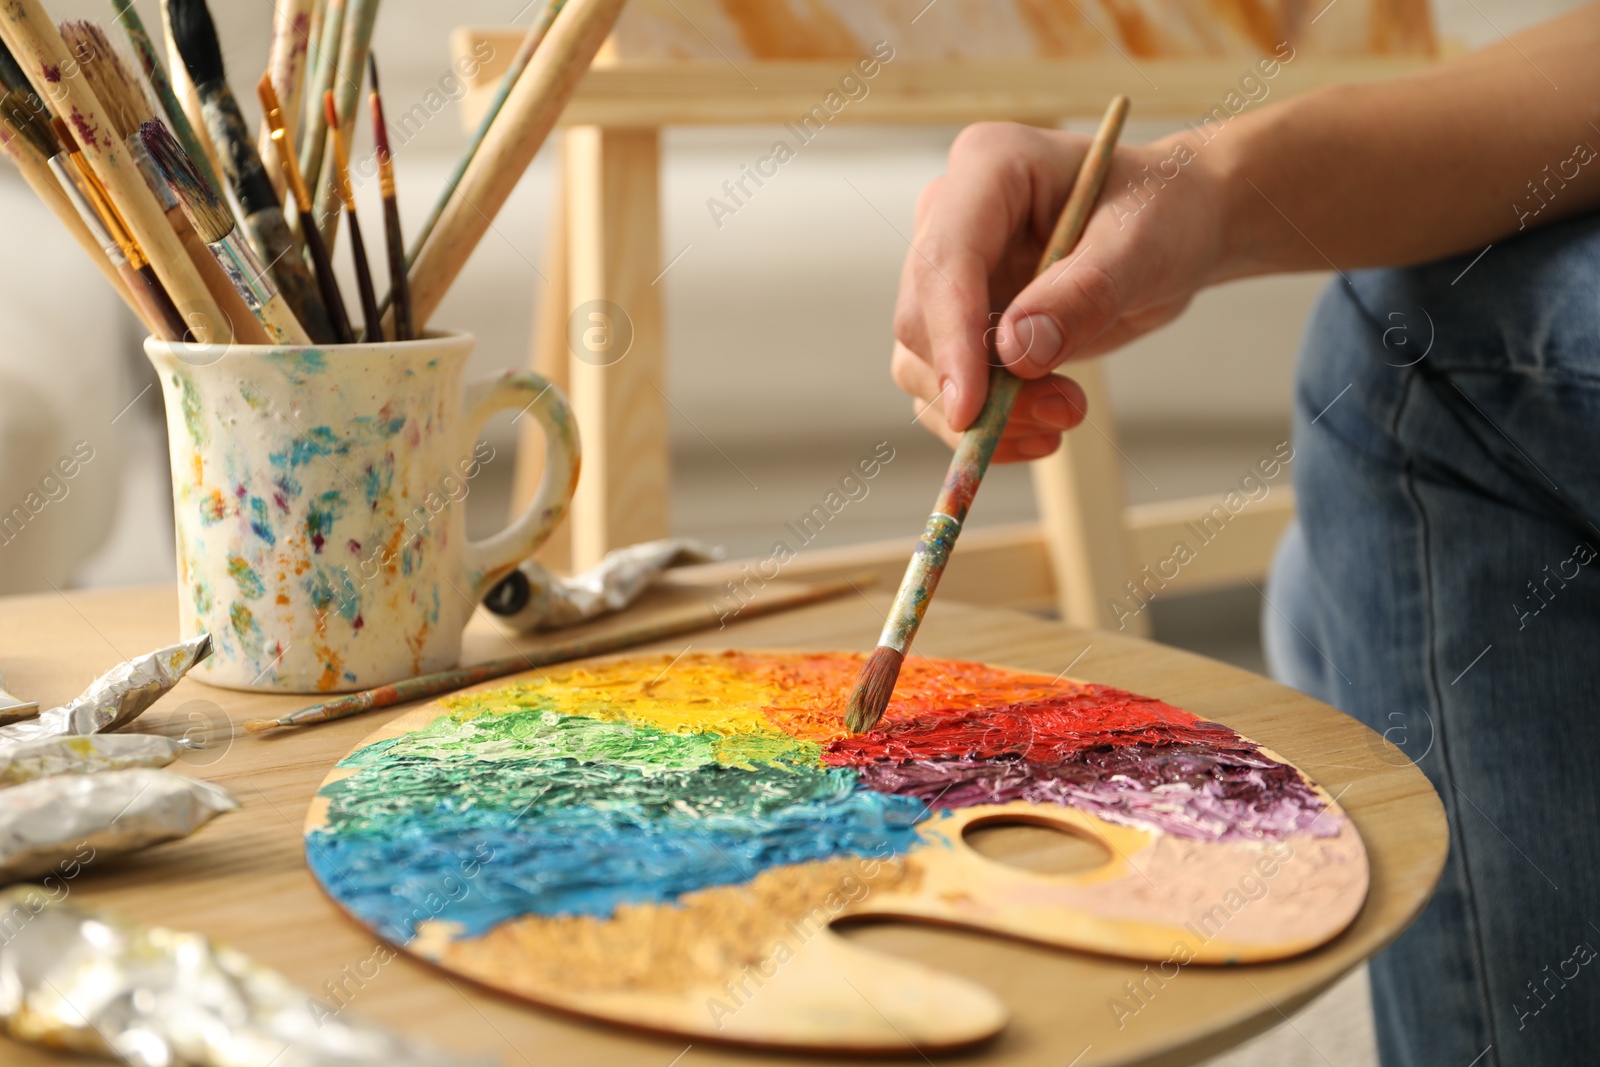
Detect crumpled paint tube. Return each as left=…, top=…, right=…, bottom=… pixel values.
left=0, top=734, right=191, bottom=787
left=0, top=768, right=236, bottom=883
left=0, top=886, right=484, bottom=1067
left=482, top=538, right=721, bottom=633
left=0, top=634, right=212, bottom=746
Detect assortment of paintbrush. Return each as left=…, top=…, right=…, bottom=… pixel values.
left=0, top=0, right=626, bottom=347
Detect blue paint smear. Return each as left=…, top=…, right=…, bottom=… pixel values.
left=248, top=497, right=276, bottom=546
left=306, top=721, right=928, bottom=944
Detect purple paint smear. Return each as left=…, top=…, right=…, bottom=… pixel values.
left=854, top=743, right=1339, bottom=842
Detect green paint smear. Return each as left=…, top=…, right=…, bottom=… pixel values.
left=173, top=372, right=205, bottom=447
left=226, top=555, right=264, bottom=598
left=426, top=684, right=824, bottom=771
left=347, top=701, right=822, bottom=776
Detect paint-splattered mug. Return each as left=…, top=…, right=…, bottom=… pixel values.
left=145, top=331, right=580, bottom=692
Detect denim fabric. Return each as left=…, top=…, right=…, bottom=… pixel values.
left=1264, top=213, right=1600, bottom=1067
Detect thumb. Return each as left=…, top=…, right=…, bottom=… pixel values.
left=992, top=247, right=1121, bottom=378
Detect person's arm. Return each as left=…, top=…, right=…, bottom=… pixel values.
left=893, top=3, right=1600, bottom=462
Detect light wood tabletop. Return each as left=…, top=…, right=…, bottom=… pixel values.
left=0, top=579, right=1445, bottom=1067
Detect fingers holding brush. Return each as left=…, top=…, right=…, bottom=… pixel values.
left=892, top=340, right=1086, bottom=462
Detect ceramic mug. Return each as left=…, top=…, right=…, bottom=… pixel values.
left=145, top=331, right=580, bottom=692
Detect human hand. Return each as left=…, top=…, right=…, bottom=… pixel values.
left=892, top=121, right=1230, bottom=462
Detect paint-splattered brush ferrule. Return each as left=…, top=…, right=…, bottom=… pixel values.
left=207, top=230, right=281, bottom=313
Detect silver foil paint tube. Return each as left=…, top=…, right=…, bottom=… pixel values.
left=0, top=768, right=236, bottom=883
left=0, top=886, right=485, bottom=1066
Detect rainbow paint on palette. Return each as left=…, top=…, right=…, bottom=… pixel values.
left=305, top=650, right=1369, bottom=1049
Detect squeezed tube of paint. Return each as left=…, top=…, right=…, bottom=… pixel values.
left=0, top=634, right=212, bottom=746
left=483, top=538, right=723, bottom=632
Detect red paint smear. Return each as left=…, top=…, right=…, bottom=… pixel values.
left=42, top=65, right=62, bottom=83
left=68, top=108, right=102, bottom=151
left=823, top=686, right=1237, bottom=767
left=739, top=651, right=1241, bottom=762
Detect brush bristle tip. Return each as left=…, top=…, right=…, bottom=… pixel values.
left=844, top=646, right=904, bottom=734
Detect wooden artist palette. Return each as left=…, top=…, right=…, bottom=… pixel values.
left=303, top=651, right=1367, bottom=1052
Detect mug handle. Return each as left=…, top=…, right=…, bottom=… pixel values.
left=460, top=371, right=582, bottom=600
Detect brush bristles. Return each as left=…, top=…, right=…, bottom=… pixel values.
left=0, top=35, right=31, bottom=97
left=167, top=0, right=226, bottom=88
left=60, top=22, right=155, bottom=140
left=140, top=119, right=231, bottom=243
left=0, top=89, right=55, bottom=156
left=845, top=646, right=904, bottom=734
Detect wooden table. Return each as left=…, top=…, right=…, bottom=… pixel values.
left=0, top=581, right=1446, bottom=1067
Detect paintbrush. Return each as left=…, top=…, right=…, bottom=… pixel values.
left=323, top=90, right=379, bottom=340
left=0, top=0, right=227, bottom=344
left=403, top=0, right=565, bottom=274
left=107, top=0, right=229, bottom=207
left=295, top=0, right=345, bottom=233
left=141, top=119, right=312, bottom=345
left=367, top=53, right=411, bottom=341
left=167, top=0, right=340, bottom=344
left=63, top=20, right=267, bottom=345
left=845, top=95, right=1131, bottom=735
left=158, top=0, right=224, bottom=197
left=0, top=89, right=147, bottom=328
left=243, top=573, right=873, bottom=733
left=259, top=73, right=354, bottom=343
left=257, top=0, right=314, bottom=202
left=309, top=0, right=378, bottom=250
left=403, top=0, right=626, bottom=331
left=50, top=116, right=190, bottom=341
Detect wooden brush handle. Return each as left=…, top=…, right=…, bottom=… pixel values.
left=130, top=262, right=190, bottom=340
left=245, top=204, right=338, bottom=342
left=0, top=0, right=224, bottom=343
left=310, top=0, right=380, bottom=251
left=404, top=0, right=628, bottom=330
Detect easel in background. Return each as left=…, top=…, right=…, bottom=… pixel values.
left=457, top=38, right=1431, bottom=634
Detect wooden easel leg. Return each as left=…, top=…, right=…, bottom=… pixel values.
left=1030, top=361, right=1149, bottom=636
left=561, top=125, right=670, bottom=570
left=508, top=160, right=573, bottom=573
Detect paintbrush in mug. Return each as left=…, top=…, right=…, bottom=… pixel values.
left=141, top=118, right=313, bottom=345
left=243, top=573, right=874, bottom=734
left=308, top=0, right=378, bottom=250
left=167, top=0, right=340, bottom=344
left=845, top=95, right=1131, bottom=735
left=257, top=0, right=314, bottom=201
left=0, top=0, right=227, bottom=343
left=0, top=93, right=148, bottom=328
left=296, top=0, right=344, bottom=230
left=323, top=90, right=380, bottom=340
left=107, top=0, right=230, bottom=221
left=50, top=116, right=191, bottom=341
left=260, top=73, right=354, bottom=344
left=64, top=20, right=268, bottom=345
left=367, top=53, right=411, bottom=341
left=403, top=0, right=626, bottom=331
left=402, top=0, right=566, bottom=276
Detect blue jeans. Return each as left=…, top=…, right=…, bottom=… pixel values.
left=1265, top=213, right=1600, bottom=1067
